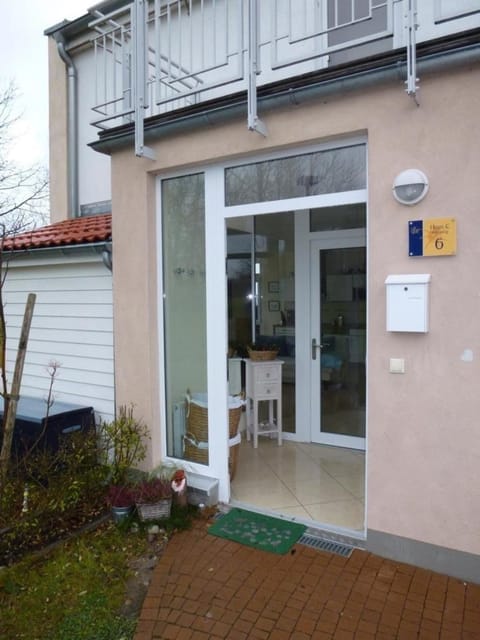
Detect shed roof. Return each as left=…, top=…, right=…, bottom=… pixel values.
left=3, top=214, right=112, bottom=251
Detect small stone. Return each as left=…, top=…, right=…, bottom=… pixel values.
left=148, top=525, right=160, bottom=535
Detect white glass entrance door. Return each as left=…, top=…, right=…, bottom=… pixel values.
left=310, top=238, right=366, bottom=449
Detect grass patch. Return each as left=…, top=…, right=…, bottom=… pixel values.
left=0, top=520, right=151, bottom=640
left=0, top=504, right=198, bottom=640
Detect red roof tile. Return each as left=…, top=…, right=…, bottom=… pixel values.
left=3, top=214, right=112, bottom=251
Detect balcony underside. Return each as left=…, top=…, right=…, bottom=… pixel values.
left=90, top=25, right=480, bottom=156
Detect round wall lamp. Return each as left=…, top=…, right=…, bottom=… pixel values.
left=392, top=169, right=429, bottom=205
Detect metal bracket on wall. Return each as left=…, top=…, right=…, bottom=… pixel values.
left=247, top=0, right=267, bottom=136
left=133, top=0, right=156, bottom=159
left=405, top=0, right=420, bottom=105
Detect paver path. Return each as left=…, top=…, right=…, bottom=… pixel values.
left=134, top=519, right=480, bottom=639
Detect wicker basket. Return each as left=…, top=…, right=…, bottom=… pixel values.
left=186, top=400, right=208, bottom=442
left=183, top=433, right=208, bottom=465
left=228, top=433, right=241, bottom=481
left=186, top=394, right=243, bottom=440
left=184, top=437, right=239, bottom=480
left=228, top=405, right=242, bottom=437
left=247, top=348, right=279, bottom=361
left=184, top=394, right=243, bottom=475
left=136, top=498, right=172, bottom=521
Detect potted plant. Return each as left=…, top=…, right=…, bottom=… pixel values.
left=98, top=405, right=150, bottom=521
left=134, top=476, right=173, bottom=521
left=106, top=484, right=135, bottom=523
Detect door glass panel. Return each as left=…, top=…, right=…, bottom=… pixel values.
left=225, top=144, right=366, bottom=206
left=227, top=212, right=296, bottom=434
left=162, top=173, right=208, bottom=462
left=320, top=247, right=366, bottom=438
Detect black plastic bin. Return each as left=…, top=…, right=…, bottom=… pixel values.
left=0, top=396, right=95, bottom=458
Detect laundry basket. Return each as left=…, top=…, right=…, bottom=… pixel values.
left=183, top=393, right=244, bottom=478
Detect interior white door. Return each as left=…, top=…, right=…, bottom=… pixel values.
left=310, top=237, right=366, bottom=449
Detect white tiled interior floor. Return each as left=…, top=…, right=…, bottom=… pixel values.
left=230, top=438, right=365, bottom=533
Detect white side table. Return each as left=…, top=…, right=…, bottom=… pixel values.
left=245, top=359, right=284, bottom=448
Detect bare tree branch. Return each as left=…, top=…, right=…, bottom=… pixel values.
left=0, top=80, right=48, bottom=480
left=0, top=81, right=49, bottom=233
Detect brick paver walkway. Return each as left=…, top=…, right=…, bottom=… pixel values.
left=134, top=519, right=480, bottom=639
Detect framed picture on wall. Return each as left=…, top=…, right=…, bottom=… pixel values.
left=268, top=281, right=279, bottom=293
left=268, top=300, right=280, bottom=312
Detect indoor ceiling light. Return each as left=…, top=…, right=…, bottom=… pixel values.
left=392, top=169, right=429, bottom=205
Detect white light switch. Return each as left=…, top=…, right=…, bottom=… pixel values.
left=389, top=358, right=405, bottom=374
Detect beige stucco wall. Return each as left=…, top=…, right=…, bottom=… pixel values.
left=110, top=61, right=480, bottom=556
left=110, top=157, right=161, bottom=469
left=47, top=37, right=69, bottom=222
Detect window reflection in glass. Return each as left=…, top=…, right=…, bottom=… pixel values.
left=225, top=144, right=366, bottom=206
left=227, top=213, right=296, bottom=434
left=162, top=173, right=208, bottom=463
left=310, top=203, right=366, bottom=232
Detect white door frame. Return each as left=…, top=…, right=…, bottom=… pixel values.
left=157, top=139, right=367, bottom=503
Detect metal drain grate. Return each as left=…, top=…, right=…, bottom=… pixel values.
left=298, top=533, right=353, bottom=558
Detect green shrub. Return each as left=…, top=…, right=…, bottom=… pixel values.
left=0, top=430, right=108, bottom=564
left=98, top=405, right=150, bottom=485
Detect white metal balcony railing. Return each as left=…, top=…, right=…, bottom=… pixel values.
left=87, top=0, right=480, bottom=157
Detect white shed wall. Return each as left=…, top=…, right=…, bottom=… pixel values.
left=3, top=253, right=114, bottom=423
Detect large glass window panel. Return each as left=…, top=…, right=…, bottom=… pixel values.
left=162, top=173, right=208, bottom=463
left=320, top=247, right=366, bottom=439
left=227, top=218, right=255, bottom=351
left=255, top=213, right=296, bottom=433
left=226, top=213, right=296, bottom=434
left=225, top=145, right=366, bottom=206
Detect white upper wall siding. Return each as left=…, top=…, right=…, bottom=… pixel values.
left=76, top=49, right=112, bottom=208
left=3, top=254, right=114, bottom=423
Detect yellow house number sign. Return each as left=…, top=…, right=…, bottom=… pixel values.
left=409, top=218, right=457, bottom=257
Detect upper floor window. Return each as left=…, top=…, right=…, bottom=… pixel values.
left=434, top=0, right=480, bottom=23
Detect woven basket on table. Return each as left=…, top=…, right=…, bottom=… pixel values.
left=136, top=498, right=172, bottom=521
left=247, top=348, right=279, bottom=362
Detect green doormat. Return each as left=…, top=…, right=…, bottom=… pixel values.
left=208, top=508, right=306, bottom=554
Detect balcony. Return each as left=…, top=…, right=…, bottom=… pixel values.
left=88, top=0, right=480, bottom=148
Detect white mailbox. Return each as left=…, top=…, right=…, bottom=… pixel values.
left=385, top=274, right=431, bottom=333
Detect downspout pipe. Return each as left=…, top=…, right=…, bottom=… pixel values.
left=54, top=34, right=79, bottom=218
